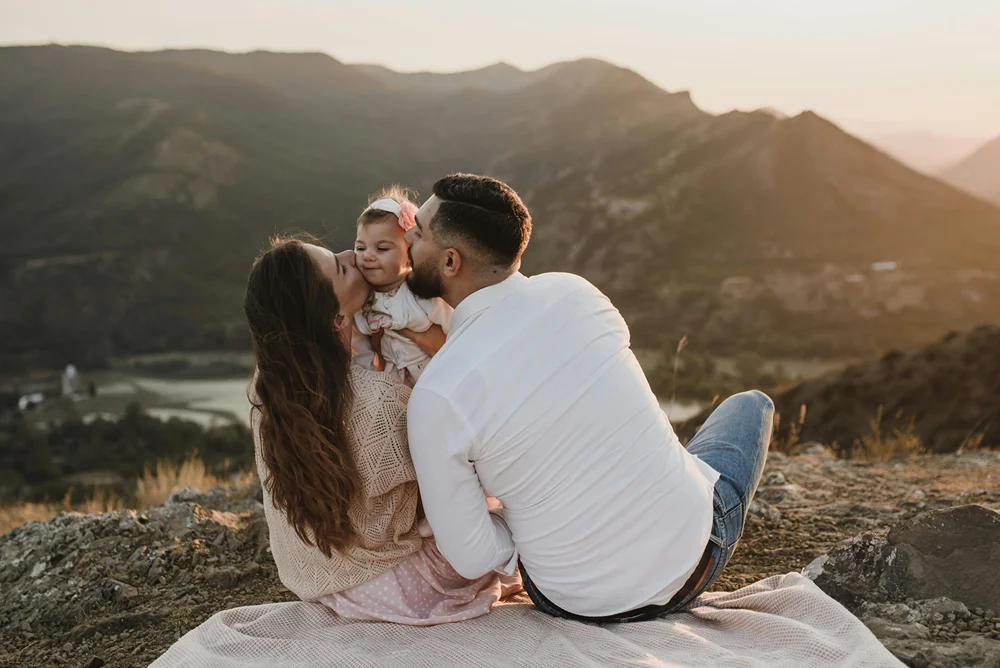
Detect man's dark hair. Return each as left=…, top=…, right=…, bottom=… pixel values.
left=431, top=173, right=532, bottom=268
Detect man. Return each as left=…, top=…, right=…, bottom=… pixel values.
left=405, top=173, right=774, bottom=622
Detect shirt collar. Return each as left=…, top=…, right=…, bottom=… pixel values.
left=450, top=272, right=529, bottom=334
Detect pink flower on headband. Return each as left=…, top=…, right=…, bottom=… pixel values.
left=363, top=197, right=418, bottom=232
left=397, top=200, right=418, bottom=232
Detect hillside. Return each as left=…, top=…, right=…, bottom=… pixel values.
left=680, top=325, right=1000, bottom=454
left=2, top=45, right=1000, bottom=371
left=0, top=46, right=403, bottom=370
left=941, top=136, right=1000, bottom=206
left=520, top=109, right=1000, bottom=356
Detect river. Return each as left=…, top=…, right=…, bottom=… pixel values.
left=83, top=374, right=704, bottom=428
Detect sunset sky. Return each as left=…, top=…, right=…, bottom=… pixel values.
left=2, top=0, right=997, bottom=138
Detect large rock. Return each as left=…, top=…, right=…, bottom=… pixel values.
left=802, top=533, right=903, bottom=610
left=887, top=504, right=1000, bottom=613
left=882, top=635, right=1000, bottom=668
left=806, top=505, right=1000, bottom=613
left=806, top=505, right=1000, bottom=667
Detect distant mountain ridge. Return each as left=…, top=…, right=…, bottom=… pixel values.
left=940, top=136, right=1000, bottom=206
left=146, top=49, right=386, bottom=104
left=1, top=44, right=999, bottom=372
left=354, top=57, right=699, bottom=100
left=851, top=130, right=987, bottom=174
left=355, top=61, right=535, bottom=93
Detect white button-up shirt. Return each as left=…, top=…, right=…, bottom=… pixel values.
left=407, top=272, right=720, bottom=617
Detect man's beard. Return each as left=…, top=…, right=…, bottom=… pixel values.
left=406, top=255, right=444, bottom=300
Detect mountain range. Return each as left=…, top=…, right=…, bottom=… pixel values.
left=1, top=44, right=999, bottom=372
left=844, top=128, right=985, bottom=175
left=940, top=136, right=1000, bottom=206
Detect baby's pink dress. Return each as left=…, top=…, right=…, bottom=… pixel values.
left=319, top=538, right=522, bottom=626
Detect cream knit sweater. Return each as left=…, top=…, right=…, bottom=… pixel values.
left=252, top=364, right=422, bottom=600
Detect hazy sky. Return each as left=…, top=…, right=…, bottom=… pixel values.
left=2, top=0, right=998, bottom=138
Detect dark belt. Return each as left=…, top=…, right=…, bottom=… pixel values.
left=520, top=538, right=718, bottom=624
left=665, top=538, right=717, bottom=607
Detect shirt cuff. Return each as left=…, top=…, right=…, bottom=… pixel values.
left=496, top=548, right=519, bottom=576
left=489, top=508, right=519, bottom=576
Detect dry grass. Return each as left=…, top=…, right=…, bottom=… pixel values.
left=135, top=451, right=255, bottom=507
left=774, top=404, right=808, bottom=454
left=958, top=431, right=986, bottom=453
left=0, top=489, right=123, bottom=535
left=851, top=406, right=923, bottom=461
left=670, top=335, right=689, bottom=406
left=1, top=454, right=256, bottom=535
left=774, top=403, right=926, bottom=460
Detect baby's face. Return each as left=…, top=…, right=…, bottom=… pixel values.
left=354, top=219, right=410, bottom=290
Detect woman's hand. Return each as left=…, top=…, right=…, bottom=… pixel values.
left=399, top=324, right=447, bottom=357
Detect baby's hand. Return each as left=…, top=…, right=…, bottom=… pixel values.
left=418, top=518, right=434, bottom=538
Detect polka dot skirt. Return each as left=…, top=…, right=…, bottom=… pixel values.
left=319, top=539, right=523, bottom=626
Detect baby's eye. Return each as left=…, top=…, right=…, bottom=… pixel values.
left=377, top=247, right=391, bottom=252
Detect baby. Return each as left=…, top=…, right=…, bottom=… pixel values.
left=353, top=187, right=452, bottom=386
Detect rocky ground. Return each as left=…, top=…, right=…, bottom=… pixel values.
left=1, top=446, right=998, bottom=668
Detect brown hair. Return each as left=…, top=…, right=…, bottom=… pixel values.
left=244, top=233, right=357, bottom=557
left=431, top=173, right=531, bottom=267
left=356, top=184, right=416, bottom=227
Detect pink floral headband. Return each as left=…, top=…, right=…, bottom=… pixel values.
left=364, top=198, right=418, bottom=232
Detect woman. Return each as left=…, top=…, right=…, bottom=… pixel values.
left=243, top=233, right=519, bottom=625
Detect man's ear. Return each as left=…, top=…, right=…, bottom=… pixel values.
left=443, top=248, right=462, bottom=278
left=333, top=313, right=349, bottom=331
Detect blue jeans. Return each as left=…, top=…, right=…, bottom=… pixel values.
left=672, top=389, right=774, bottom=610
left=520, top=390, right=774, bottom=622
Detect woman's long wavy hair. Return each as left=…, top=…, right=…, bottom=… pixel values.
left=244, top=234, right=358, bottom=557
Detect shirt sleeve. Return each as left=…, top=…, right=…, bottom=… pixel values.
left=406, top=386, right=517, bottom=579
left=416, top=297, right=454, bottom=334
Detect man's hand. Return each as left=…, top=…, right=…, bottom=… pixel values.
left=399, top=325, right=447, bottom=357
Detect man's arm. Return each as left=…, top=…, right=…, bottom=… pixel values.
left=398, top=324, right=447, bottom=357
left=407, top=387, right=517, bottom=579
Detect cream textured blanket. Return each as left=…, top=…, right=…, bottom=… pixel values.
left=151, top=573, right=902, bottom=667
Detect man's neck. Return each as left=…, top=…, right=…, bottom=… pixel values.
left=443, top=264, right=518, bottom=309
